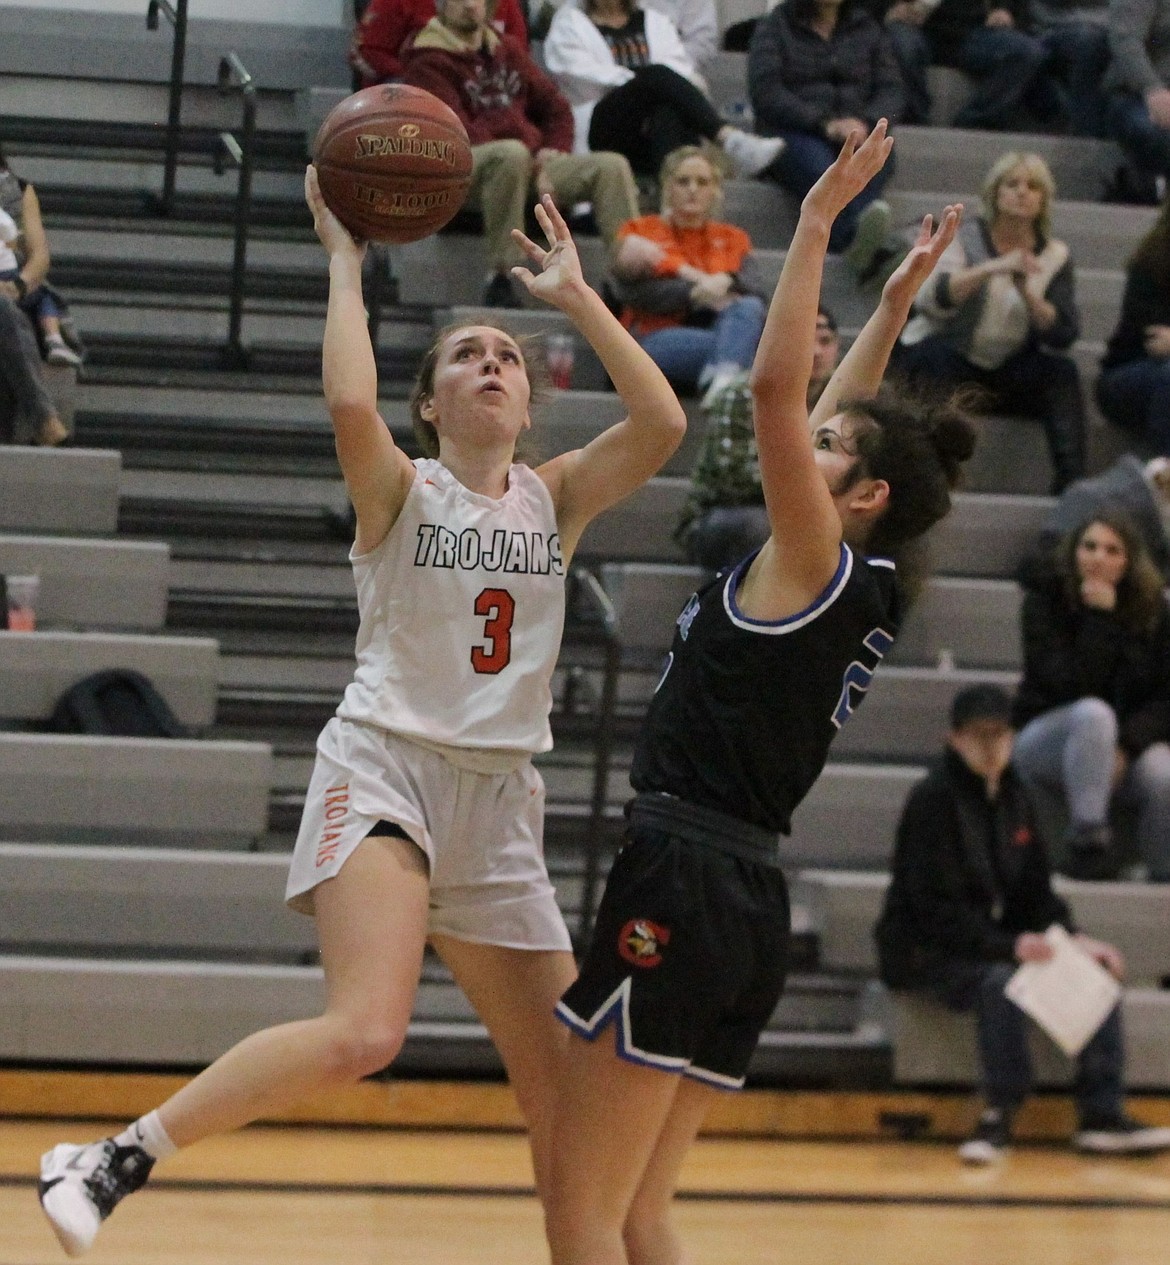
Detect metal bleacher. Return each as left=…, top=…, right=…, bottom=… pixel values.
left=0, top=20, right=1166, bottom=1092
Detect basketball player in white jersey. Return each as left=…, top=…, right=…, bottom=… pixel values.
left=38, top=168, right=686, bottom=1258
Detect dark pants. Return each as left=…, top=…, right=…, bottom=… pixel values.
left=894, top=335, right=1087, bottom=491
left=930, top=958, right=1124, bottom=1122
left=1039, top=21, right=1109, bottom=138
left=685, top=504, right=770, bottom=575
left=0, top=295, right=54, bottom=444
left=1096, top=357, right=1170, bottom=455
left=1107, top=92, right=1170, bottom=183
left=763, top=133, right=894, bottom=252
left=589, top=64, right=725, bottom=178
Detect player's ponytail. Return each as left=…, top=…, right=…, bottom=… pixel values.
left=842, top=385, right=979, bottom=601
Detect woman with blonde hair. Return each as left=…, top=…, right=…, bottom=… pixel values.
left=895, top=149, right=1088, bottom=492
left=608, top=145, right=767, bottom=398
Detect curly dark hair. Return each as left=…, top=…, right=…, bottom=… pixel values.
left=834, top=384, right=979, bottom=600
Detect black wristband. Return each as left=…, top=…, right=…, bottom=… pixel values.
left=12, top=275, right=27, bottom=300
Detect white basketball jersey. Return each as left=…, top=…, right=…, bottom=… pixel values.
left=337, top=458, right=566, bottom=757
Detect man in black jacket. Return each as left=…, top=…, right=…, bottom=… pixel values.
left=875, top=684, right=1170, bottom=1162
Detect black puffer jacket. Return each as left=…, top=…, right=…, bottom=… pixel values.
left=748, top=0, right=905, bottom=138
left=1013, top=572, right=1170, bottom=757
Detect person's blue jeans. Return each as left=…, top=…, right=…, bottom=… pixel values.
left=884, top=21, right=931, bottom=125
left=1039, top=20, right=1109, bottom=137
left=954, top=25, right=1063, bottom=131
left=1107, top=91, right=1170, bottom=181
left=931, top=958, right=1125, bottom=1122
left=1096, top=356, right=1170, bottom=454
left=764, top=133, right=893, bottom=252
left=1014, top=698, right=1170, bottom=880
left=637, top=295, right=766, bottom=393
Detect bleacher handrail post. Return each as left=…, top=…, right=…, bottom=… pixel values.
left=146, top=0, right=189, bottom=216
left=217, top=53, right=257, bottom=368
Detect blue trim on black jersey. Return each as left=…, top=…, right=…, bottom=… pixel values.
left=722, top=543, right=854, bottom=634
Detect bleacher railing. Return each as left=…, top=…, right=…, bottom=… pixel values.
left=145, top=0, right=189, bottom=216
left=216, top=53, right=257, bottom=368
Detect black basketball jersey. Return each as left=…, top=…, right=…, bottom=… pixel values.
left=630, top=544, right=902, bottom=834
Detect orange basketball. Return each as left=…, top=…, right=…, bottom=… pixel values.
left=312, top=84, right=474, bottom=244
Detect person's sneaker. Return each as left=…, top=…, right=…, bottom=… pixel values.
left=958, top=1108, right=1012, bottom=1164
left=39, top=1139, right=155, bottom=1257
left=1074, top=1113, right=1170, bottom=1155
left=844, top=200, right=893, bottom=280
left=482, top=272, right=523, bottom=309
left=699, top=364, right=749, bottom=410
left=44, top=335, right=82, bottom=367
left=1062, top=822, right=1118, bottom=881
left=721, top=129, right=785, bottom=178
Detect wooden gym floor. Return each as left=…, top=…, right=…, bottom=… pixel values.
left=2, top=1075, right=1170, bottom=1264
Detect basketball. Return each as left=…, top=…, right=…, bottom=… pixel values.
left=312, top=84, right=473, bottom=244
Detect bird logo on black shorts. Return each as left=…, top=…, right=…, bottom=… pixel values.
left=618, top=919, right=671, bottom=968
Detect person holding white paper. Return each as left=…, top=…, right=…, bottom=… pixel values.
left=876, top=684, right=1170, bottom=1164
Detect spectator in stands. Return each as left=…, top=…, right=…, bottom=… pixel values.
left=676, top=305, right=841, bottom=570
left=876, top=683, right=1170, bottom=1165
left=1104, top=0, right=1170, bottom=195
left=1030, top=0, right=1110, bottom=138
left=1097, top=194, right=1170, bottom=452
left=1018, top=454, right=1170, bottom=585
left=400, top=0, right=641, bottom=308
left=542, top=0, right=785, bottom=180
left=748, top=0, right=905, bottom=259
left=894, top=150, right=1087, bottom=492
left=0, top=145, right=82, bottom=373
left=876, top=0, right=1070, bottom=132
left=0, top=296, right=67, bottom=445
left=643, top=0, right=720, bottom=68
left=608, top=146, right=768, bottom=399
left=1012, top=510, right=1170, bottom=882
left=350, top=0, right=527, bottom=85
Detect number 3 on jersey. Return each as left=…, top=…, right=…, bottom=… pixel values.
left=471, top=587, right=515, bottom=674
left=831, top=627, right=894, bottom=729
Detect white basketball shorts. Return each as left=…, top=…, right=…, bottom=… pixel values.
left=285, top=717, right=571, bottom=951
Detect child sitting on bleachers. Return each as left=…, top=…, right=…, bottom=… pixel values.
left=0, top=205, right=80, bottom=367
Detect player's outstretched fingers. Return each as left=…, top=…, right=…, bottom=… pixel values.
left=511, top=226, right=548, bottom=267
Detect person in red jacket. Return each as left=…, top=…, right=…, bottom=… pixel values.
left=350, top=0, right=528, bottom=86
left=401, top=0, right=640, bottom=306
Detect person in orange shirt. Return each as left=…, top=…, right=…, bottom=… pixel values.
left=607, top=146, right=767, bottom=399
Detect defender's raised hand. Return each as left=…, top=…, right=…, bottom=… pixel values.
left=802, top=120, right=894, bottom=227
left=510, top=195, right=586, bottom=309
left=881, top=203, right=963, bottom=316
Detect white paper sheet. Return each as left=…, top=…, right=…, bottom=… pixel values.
left=1004, top=924, right=1122, bottom=1057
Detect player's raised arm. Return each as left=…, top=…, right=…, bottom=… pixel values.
left=306, top=165, right=415, bottom=553
left=511, top=196, right=686, bottom=558
left=748, top=123, right=893, bottom=596
left=810, top=205, right=963, bottom=431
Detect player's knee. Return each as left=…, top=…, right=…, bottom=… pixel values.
left=325, top=1016, right=406, bottom=1081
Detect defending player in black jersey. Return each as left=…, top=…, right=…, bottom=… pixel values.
left=544, top=122, right=978, bottom=1265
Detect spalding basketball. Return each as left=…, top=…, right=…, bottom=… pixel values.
left=312, top=84, right=473, bottom=244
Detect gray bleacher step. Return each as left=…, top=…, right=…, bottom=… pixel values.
left=50, top=226, right=322, bottom=272
left=890, top=127, right=1122, bottom=202
left=888, top=987, right=1170, bottom=1089
left=0, top=75, right=301, bottom=133
left=0, top=733, right=273, bottom=848
left=891, top=576, right=1020, bottom=670
left=802, top=869, right=1170, bottom=985
left=120, top=469, right=349, bottom=516
left=0, top=534, right=170, bottom=632
left=0, top=446, right=121, bottom=536
left=723, top=182, right=1158, bottom=264
left=16, top=154, right=310, bottom=202
left=0, top=631, right=219, bottom=731
left=0, top=10, right=350, bottom=92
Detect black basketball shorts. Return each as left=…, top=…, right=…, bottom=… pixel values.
left=557, top=815, right=791, bottom=1089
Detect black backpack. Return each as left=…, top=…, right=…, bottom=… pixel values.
left=47, top=669, right=189, bottom=738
